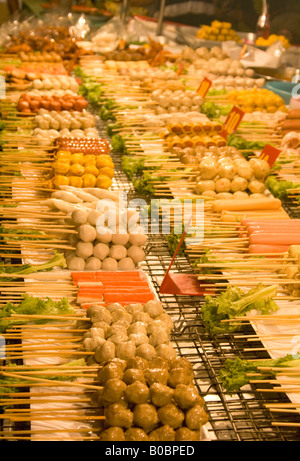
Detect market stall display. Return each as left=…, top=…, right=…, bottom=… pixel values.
left=0, top=11, right=300, bottom=443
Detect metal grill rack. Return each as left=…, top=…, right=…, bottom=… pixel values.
left=97, top=111, right=300, bottom=441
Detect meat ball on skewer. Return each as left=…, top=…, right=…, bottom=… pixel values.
left=78, top=223, right=97, bottom=242
left=127, top=322, right=147, bottom=336
left=105, top=324, right=127, bottom=339
left=127, top=245, right=145, bottom=265
left=143, top=300, right=164, bottom=318
left=175, top=427, right=200, bottom=441
left=156, top=343, right=177, bottom=361
left=109, top=244, right=127, bottom=260
left=94, top=341, right=115, bottom=363
left=129, top=333, right=149, bottom=346
left=111, top=309, right=132, bottom=325
left=132, top=311, right=152, bottom=324
left=97, top=364, right=124, bottom=385
left=102, top=378, right=127, bottom=404
left=147, top=319, right=172, bottom=336
left=149, top=329, right=170, bottom=347
left=87, top=305, right=112, bottom=324
left=108, top=332, right=128, bottom=344
left=126, top=356, right=148, bottom=372
left=100, top=427, right=126, bottom=441
left=125, top=428, right=149, bottom=441
left=106, top=303, right=125, bottom=313
left=83, top=335, right=105, bottom=352
left=105, top=403, right=133, bottom=429
left=85, top=257, right=102, bottom=270
left=123, top=368, right=146, bottom=385
left=115, top=341, right=136, bottom=361
left=67, top=256, right=85, bottom=271
left=157, top=403, right=185, bottom=429
left=118, top=257, right=136, bottom=271
left=185, top=404, right=209, bottom=430
left=174, top=384, right=204, bottom=409
left=125, top=381, right=150, bottom=404
left=93, top=242, right=110, bottom=260
left=102, top=257, right=118, bottom=271
left=149, top=383, right=174, bottom=407
left=168, top=367, right=194, bottom=388
left=125, top=303, right=144, bottom=314
left=76, top=241, right=94, bottom=260
left=136, top=344, right=157, bottom=361
left=148, top=425, right=175, bottom=441
left=133, top=404, right=159, bottom=433
left=144, top=368, right=169, bottom=386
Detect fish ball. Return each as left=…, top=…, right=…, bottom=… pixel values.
left=102, top=378, right=127, bottom=403
left=157, top=404, right=185, bottom=429
left=111, top=233, right=130, bottom=245
left=83, top=336, right=105, bottom=352
left=127, top=322, right=148, bottom=336
left=215, top=178, right=231, bottom=193
left=101, top=427, right=126, bottom=441
left=109, top=244, right=127, bottom=260
left=67, top=256, right=85, bottom=271
left=85, top=256, right=102, bottom=271
left=102, top=257, right=118, bottom=271
left=118, top=257, right=136, bottom=271
left=78, top=224, right=97, bottom=242
left=87, top=210, right=104, bottom=227
left=248, top=179, right=265, bottom=194
left=93, top=242, right=110, bottom=260
left=128, top=232, right=147, bottom=246
left=76, top=241, right=94, bottom=259
left=231, top=176, right=248, bottom=192
left=127, top=245, right=145, bottom=264
left=125, top=303, right=144, bottom=314
left=72, top=209, right=88, bottom=225
left=96, top=226, right=113, bottom=243
left=132, top=311, right=152, bottom=323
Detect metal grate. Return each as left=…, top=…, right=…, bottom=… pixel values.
left=92, top=109, right=300, bottom=441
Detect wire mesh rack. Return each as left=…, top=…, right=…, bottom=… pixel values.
left=99, top=113, right=300, bottom=441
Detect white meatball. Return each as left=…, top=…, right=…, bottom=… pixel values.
left=96, top=226, right=113, bottom=243
left=93, top=242, right=110, bottom=260
left=83, top=336, right=105, bottom=352
left=72, top=209, right=88, bottom=225
left=248, top=180, right=266, bottom=194
left=67, top=256, right=85, bottom=271
left=143, top=301, right=164, bottom=318
left=85, top=256, right=102, bottom=271
left=199, top=158, right=218, bottom=180
left=132, top=311, right=152, bottom=324
left=231, top=176, right=248, bottom=192
left=111, top=233, right=130, bottom=245
left=78, top=224, right=97, bottom=242
left=76, top=241, right=94, bottom=259
left=102, top=257, right=118, bottom=271
left=109, top=245, right=127, bottom=260
left=118, top=257, right=136, bottom=271
left=128, top=232, right=148, bottom=246
left=215, top=178, right=231, bottom=193
left=127, top=246, right=145, bottom=264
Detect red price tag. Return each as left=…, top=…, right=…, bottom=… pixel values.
left=177, top=63, right=185, bottom=76
left=197, top=77, right=212, bottom=97
left=220, top=106, right=245, bottom=139
left=259, top=144, right=281, bottom=167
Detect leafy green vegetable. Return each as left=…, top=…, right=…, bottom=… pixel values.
left=201, top=101, right=232, bottom=119
left=0, top=294, right=75, bottom=333
left=0, top=359, right=87, bottom=396
left=132, top=172, right=166, bottom=197
left=121, top=156, right=145, bottom=180
left=202, top=284, right=279, bottom=336
left=227, top=134, right=266, bottom=151
left=265, top=175, right=300, bottom=200
left=111, top=134, right=128, bottom=154
left=166, top=225, right=186, bottom=256
left=219, top=354, right=300, bottom=393
left=0, top=251, right=66, bottom=281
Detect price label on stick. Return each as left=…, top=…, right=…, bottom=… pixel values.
left=259, top=144, right=281, bottom=167
left=177, top=63, right=185, bottom=76
left=197, top=77, right=212, bottom=97
left=220, top=106, right=245, bottom=139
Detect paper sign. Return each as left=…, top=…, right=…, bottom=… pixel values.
left=220, top=106, right=245, bottom=138
left=159, top=216, right=215, bottom=296
left=197, top=77, right=212, bottom=97
left=259, top=144, right=281, bottom=167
